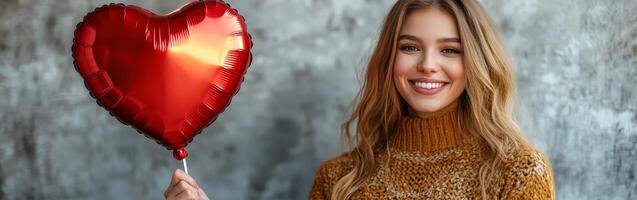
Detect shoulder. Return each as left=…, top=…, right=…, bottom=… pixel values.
left=313, top=151, right=355, bottom=183
left=501, top=146, right=552, bottom=177
left=498, top=145, right=555, bottom=199
left=309, top=152, right=355, bottom=199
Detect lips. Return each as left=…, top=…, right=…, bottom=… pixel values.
left=408, top=78, right=449, bottom=95
left=409, top=78, right=449, bottom=83
left=414, top=82, right=444, bottom=89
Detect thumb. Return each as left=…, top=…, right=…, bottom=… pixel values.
left=170, top=168, right=200, bottom=189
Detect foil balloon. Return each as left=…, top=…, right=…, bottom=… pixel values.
left=72, top=0, right=253, bottom=160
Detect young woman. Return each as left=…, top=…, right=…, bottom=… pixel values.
left=163, top=0, right=555, bottom=199
left=309, top=0, right=555, bottom=199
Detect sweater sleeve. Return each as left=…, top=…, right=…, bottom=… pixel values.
left=500, top=148, right=556, bottom=200
left=308, top=153, right=354, bottom=200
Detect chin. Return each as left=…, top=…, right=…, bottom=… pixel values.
left=409, top=100, right=443, bottom=113
left=413, top=104, right=442, bottom=113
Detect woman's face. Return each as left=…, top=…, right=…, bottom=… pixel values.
left=393, top=6, right=466, bottom=118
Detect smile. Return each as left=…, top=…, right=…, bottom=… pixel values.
left=409, top=80, right=448, bottom=95
left=415, top=82, right=444, bottom=89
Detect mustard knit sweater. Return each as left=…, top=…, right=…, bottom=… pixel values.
left=309, top=103, right=555, bottom=199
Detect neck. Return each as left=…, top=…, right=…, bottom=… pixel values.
left=390, top=100, right=469, bottom=152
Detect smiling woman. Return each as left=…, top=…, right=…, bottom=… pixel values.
left=309, top=0, right=555, bottom=199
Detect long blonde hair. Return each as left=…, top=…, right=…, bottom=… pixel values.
left=332, top=0, right=530, bottom=199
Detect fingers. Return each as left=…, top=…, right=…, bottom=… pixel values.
left=165, top=180, right=198, bottom=199
left=174, top=188, right=202, bottom=200
left=198, top=187, right=210, bottom=200
left=167, top=169, right=200, bottom=191
left=165, top=169, right=180, bottom=198
left=175, top=169, right=200, bottom=188
left=165, top=169, right=204, bottom=199
left=169, top=169, right=181, bottom=187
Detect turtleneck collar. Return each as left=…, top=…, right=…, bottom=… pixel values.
left=390, top=100, right=469, bottom=153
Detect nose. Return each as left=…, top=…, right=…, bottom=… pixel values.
left=417, top=52, right=439, bottom=74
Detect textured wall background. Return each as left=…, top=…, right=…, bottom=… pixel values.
left=0, top=0, right=635, bottom=199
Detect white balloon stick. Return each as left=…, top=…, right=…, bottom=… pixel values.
left=183, top=158, right=189, bottom=174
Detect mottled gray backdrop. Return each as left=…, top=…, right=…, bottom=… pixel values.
left=0, top=0, right=635, bottom=199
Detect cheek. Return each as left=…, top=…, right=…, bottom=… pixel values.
left=393, top=54, right=412, bottom=76
left=393, top=54, right=420, bottom=78
left=444, top=60, right=465, bottom=84
left=393, top=54, right=418, bottom=101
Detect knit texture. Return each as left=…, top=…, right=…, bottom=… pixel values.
left=309, top=104, right=555, bottom=199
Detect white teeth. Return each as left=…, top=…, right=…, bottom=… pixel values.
left=415, top=82, right=444, bottom=89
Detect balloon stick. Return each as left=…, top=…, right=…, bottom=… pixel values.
left=183, top=158, right=189, bottom=174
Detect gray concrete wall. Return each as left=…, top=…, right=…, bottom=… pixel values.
left=0, top=0, right=634, bottom=199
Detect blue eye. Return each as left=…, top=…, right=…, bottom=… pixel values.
left=399, top=45, right=420, bottom=52
left=441, top=48, right=462, bottom=55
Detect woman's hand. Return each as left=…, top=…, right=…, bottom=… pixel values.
left=164, top=169, right=210, bottom=200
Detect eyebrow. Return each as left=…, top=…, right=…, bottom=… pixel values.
left=398, top=34, right=461, bottom=43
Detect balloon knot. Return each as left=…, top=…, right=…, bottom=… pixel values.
left=173, top=148, right=188, bottom=160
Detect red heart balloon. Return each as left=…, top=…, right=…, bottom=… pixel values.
left=72, top=0, right=252, bottom=160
